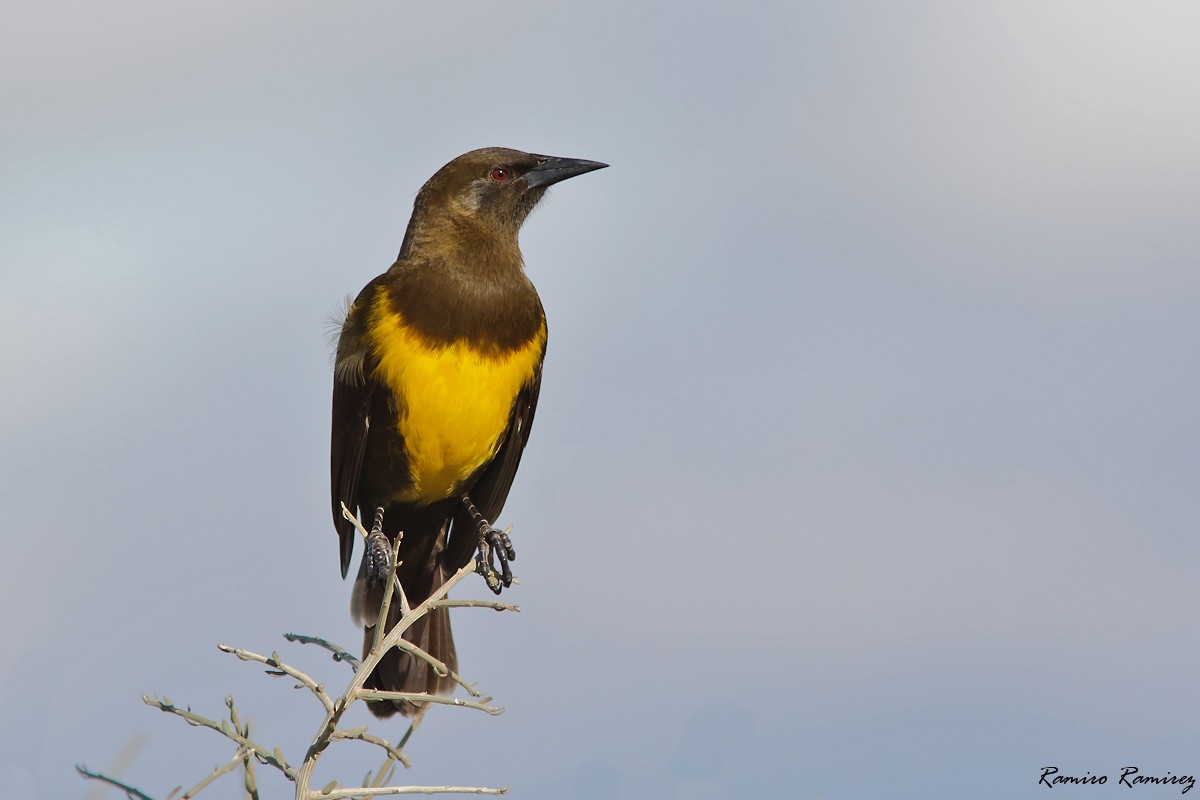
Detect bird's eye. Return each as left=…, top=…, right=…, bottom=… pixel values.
left=490, top=167, right=510, bottom=182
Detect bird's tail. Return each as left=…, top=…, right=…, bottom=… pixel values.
left=361, top=598, right=457, bottom=718
left=351, top=521, right=459, bottom=719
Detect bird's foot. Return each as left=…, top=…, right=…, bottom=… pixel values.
left=365, top=528, right=393, bottom=586
left=461, top=494, right=516, bottom=594
left=475, top=524, right=516, bottom=595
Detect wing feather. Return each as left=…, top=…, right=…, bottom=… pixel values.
left=330, top=287, right=379, bottom=578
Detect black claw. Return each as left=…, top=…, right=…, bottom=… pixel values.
left=476, top=559, right=503, bottom=594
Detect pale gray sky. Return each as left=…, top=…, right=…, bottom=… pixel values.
left=3, top=2, right=1199, bottom=798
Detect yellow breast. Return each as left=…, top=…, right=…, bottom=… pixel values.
left=366, top=289, right=545, bottom=504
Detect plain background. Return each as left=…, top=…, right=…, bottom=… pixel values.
left=3, top=2, right=1199, bottom=798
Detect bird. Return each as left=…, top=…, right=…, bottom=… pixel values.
left=330, top=147, right=607, bottom=717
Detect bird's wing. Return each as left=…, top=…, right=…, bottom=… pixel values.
left=330, top=290, right=378, bottom=579
left=446, top=366, right=543, bottom=570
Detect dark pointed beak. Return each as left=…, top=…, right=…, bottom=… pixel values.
left=524, top=156, right=609, bottom=189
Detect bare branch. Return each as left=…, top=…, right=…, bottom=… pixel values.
left=86, top=535, right=515, bottom=798
left=75, top=764, right=158, bottom=800
left=140, top=695, right=296, bottom=781
left=309, top=785, right=508, bottom=798
left=370, top=755, right=402, bottom=788
left=283, top=632, right=361, bottom=670
left=179, top=749, right=248, bottom=798
left=329, top=726, right=412, bottom=768
left=356, top=690, right=503, bottom=716
left=369, top=561, right=482, bottom=665
left=372, top=532, right=405, bottom=653
left=343, top=501, right=411, bottom=622
left=378, top=634, right=482, bottom=697
left=432, top=599, right=521, bottom=613
left=294, top=559, right=489, bottom=797
left=242, top=745, right=260, bottom=800
left=340, top=501, right=372, bottom=539
left=218, top=644, right=335, bottom=713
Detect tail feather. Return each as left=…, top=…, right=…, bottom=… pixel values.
left=352, top=508, right=459, bottom=719
left=362, top=602, right=457, bottom=718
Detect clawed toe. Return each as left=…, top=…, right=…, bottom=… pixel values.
left=475, top=525, right=515, bottom=594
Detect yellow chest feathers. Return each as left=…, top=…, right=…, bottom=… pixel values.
left=366, top=292, right=545, bottom=504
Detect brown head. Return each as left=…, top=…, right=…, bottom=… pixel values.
left=398, top=147, right=608, bottom=258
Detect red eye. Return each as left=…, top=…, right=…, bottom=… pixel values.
left=490, top=167, right=510, bottom=181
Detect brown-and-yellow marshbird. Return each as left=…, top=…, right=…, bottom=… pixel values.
left=330, top=147, right=607, bottom=717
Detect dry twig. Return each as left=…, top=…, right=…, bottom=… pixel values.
left=79, top=506, right=518, bottom=798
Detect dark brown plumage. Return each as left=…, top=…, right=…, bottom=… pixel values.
left=330, top=147, right=606, bottom=717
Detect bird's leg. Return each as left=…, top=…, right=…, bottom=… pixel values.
left=365, top=505, right=392, bottom=585
left=461, top=494, right=515, bottom=594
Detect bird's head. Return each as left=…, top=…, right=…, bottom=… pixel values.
left=412, top=147, right=608, bottom=234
